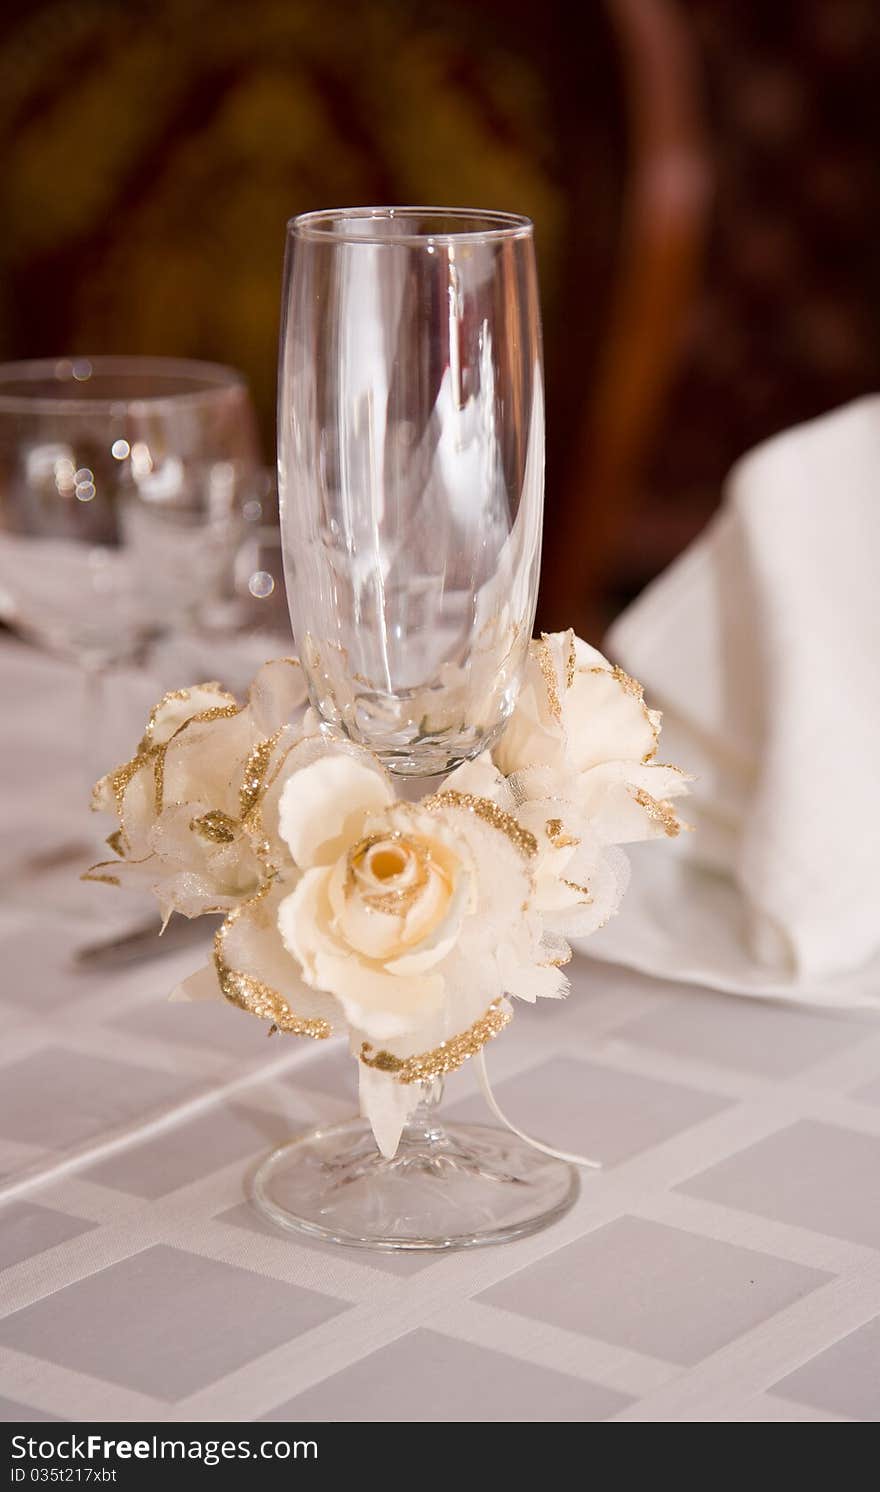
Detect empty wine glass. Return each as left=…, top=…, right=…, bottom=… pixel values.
left=259, top=208, right=577, bottom=1252
left=0, top=357, right=261, bottom=871
left=0, top=356, right=261, bottom=668
left=278, top=206, right=544, bottom=775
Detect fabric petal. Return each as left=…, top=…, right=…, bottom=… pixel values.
left=443, top=752, right=512, bottom=804
left=169, top=964, right=222, bottom=1003
left=220, top=879, right=340, bottom=1033
left=278, top=754, right=394, bottom=867
left=144, top=683, right=237, bottom=746
left=567, top=665, right=659, bottom=770
left=277, top=872, right=445, bottom=1039
left=247, top=658, right=308, bottom=736
left=357, top=1062, right=422, bottom=1159
left=576, top=761, right=691, bottom=843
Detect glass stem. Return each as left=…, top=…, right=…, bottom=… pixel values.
left=81, top=659, right=108, bottom=803
left=399, top=1077, right=445, bottom=1145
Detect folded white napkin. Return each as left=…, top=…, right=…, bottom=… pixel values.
left=583, top=396, right=880, bottom=1006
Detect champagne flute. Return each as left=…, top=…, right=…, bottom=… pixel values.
left=259, top=208, right=577, bottom=1252
left=278, top=206, right=544, bottom=775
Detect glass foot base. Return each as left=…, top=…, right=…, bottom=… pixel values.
left=250, top=1116, right=579, bottom=1252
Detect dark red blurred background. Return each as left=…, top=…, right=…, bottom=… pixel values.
left=1, top=0, right=877, bottom=631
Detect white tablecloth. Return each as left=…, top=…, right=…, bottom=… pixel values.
left=1, top=637, right=879, bottom=1424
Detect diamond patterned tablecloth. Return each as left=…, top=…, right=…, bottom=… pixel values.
left=1, top=638, right=879, bottom=1423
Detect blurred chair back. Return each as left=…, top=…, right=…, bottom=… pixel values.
left=541, top=0, right=711, bottom=635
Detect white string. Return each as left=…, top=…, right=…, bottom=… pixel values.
left=475, top=1050, right=603, bottom=1169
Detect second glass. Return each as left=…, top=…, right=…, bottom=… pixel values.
left=278, top=207, right=544, bottom=775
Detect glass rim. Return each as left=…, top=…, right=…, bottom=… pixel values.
left=288, top=206, right=534, bottom=246
left=0, top=356, right=248, bottom=414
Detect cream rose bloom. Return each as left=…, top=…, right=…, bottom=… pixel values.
left=173, top=746, right=559, bottom=1157
left=493, top=629, right=691, bottom=845
left=269, top=753, right=562, bottom=1153
left=86, top=659, right=308, bottom=921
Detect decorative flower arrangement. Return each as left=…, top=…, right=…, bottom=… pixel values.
left=88, top=631, right=689, bottom=1157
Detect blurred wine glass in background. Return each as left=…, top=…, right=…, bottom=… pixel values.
left=0, top=356, right=261, bottom=871
left=0, top=356, right=261, bottom=666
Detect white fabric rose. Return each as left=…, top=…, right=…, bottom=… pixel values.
left=87, top=659, right=308, bottom=920
left=276, top=753, right=564, bottom=1028
left=494, top=630, right=691, bottom=845
left=446, top=752, right=631, bottom=969
left=271, top=753, right=562, bottom=1153
left=173, top=747, right=555, bottom=1157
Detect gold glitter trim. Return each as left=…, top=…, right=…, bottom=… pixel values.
left=546, top=817, right=579, bottom=849
left=421, top=790, right=537, bottom=858
left=240, top=732, right=305, bottom=863
left=152, top=744, right=167, bottom=815
left=359, top=1000, right=511, bottom=1084
left=536, top=633, right=562, bottom=720
left=106, top=828, right=125, bottom=857
left=186, top=704, right=241, bottom=726
left=138, top=682, right=235, bottom=751
left=103, top=752, right=150, bottom=816
left=541, top=947, right=573, bottom=968
left=239, top=734, right=280, bottom=821
left=631, top=787, right=681, bottom=837
left=82, top=851, right=153, bottom=885
left=138, top=688, right=190, bottom=750
left=611, top=664, right=642, bottom=697
left=563, top=879, right=593, bottom=902
left=214, top=888, right=331, bottom=1039
left=587, top=662, right=641, bottom=696
left=190, top=810, right=238, bottom=844
left=565, top=631, right=576, bottom=690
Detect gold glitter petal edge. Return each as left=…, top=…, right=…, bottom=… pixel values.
left=359, top=999, right=512, bottom=1084
left=138, top=682, right=235, bottom=750
left=104, top=751, right=151, bottom=817
left=630, top=787, right=682, bottom=837
left=537, top=633, right=563, bottom=720
left=239, top=732, right=306, bottom=872
left=239, top=733, right=281, bottom=821
left=213, top=889, right=331, bottom=1039
left=81, top=851, right=153, bottom=885
left=565, top=631, right=576, bottom=690
left=540, top=944, right=573, bottom=968
left=421, top=789, right=537, bottom=858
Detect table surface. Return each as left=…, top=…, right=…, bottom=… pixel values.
left=2, top=637, right=880, bottom=1425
